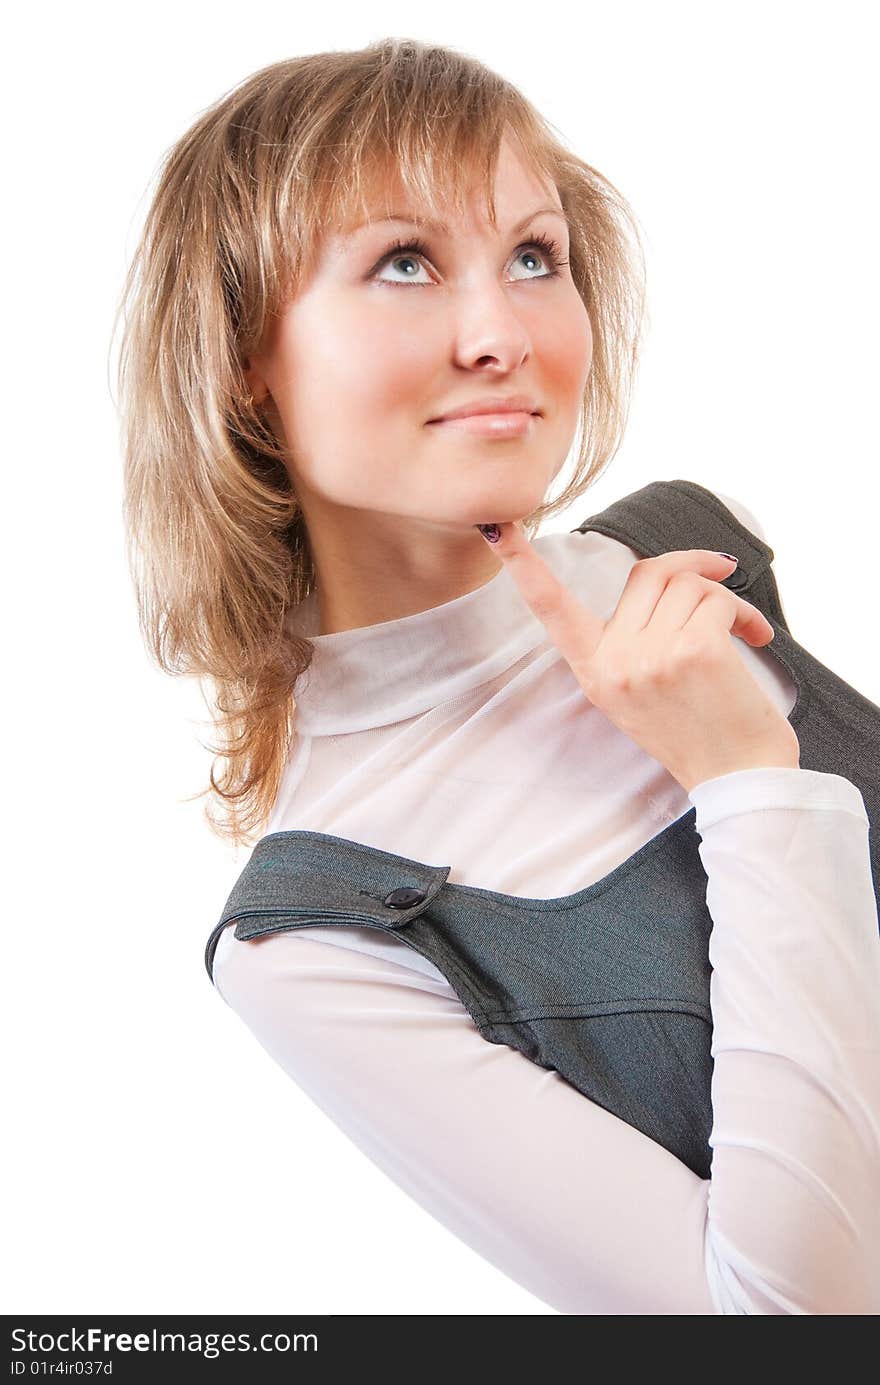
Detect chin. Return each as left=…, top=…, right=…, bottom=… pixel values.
left=467, top=491, right=549, bottom=529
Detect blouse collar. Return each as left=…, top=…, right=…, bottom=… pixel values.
left=284, top=536, right=565, bottom=735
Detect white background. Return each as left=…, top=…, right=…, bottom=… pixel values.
left=4, top=0, right=878, bottom=1316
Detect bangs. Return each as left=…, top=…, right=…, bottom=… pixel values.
left=272, top=92, right=559, bottom=285
left=334, top=114, right=556, bottom=237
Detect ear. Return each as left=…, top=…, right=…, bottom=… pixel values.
left=242, top=358, right=271, bottom=406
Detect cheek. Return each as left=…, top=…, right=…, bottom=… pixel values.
left=267, top=299, right=426, bottom=499
left=543, top=296, right=593, bottom=397
left=287, top=299, right=432, bottom=422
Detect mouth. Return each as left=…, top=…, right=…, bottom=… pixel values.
left=427, top=410, right=541, bottom=436
left=427, top=393, right=543, bottom=425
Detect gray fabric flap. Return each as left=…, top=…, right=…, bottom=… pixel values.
left=218, top=830, right=451, bottom=931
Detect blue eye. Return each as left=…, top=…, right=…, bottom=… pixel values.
left=372, top=232, right=568, bottom=285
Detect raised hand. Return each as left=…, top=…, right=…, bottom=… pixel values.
left=476, top=522, right=800, bottom=794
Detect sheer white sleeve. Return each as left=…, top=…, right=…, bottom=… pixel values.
left=213, top=767, right=880, bottom=1315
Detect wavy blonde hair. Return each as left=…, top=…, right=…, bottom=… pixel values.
left=112, top=37, right=648, bottom=848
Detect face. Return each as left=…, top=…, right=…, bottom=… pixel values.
left=246, top=133, right=592, bottom=547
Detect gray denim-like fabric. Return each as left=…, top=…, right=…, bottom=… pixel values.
left=204, top=478, right=880, bottom=1180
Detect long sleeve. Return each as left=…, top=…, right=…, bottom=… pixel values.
left=213, top=765, right=880, bottom=1315
left=687, top=765, right=880, bottom=1314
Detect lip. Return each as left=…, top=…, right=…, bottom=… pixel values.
left=428, top=394, right=541, bottom=422
left=429, top=411, right=539, bottom=438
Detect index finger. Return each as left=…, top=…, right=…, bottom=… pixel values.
left=475, top=521, right=606, bottom=666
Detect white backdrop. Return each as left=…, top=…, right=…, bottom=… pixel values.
left=4, top=0, right=878, bottom=1316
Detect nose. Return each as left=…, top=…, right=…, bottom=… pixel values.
left=449, top=281, right=532, bottom=372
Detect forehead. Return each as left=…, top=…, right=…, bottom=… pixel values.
left=332, top=138, right=563, bottom=243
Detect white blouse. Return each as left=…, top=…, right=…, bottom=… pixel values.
left=212, top=489, right=880, bottom=1314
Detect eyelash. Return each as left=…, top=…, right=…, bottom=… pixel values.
left=372, top=232, right=568, bottom=285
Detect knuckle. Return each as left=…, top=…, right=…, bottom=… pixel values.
left=519, top=572, right=561, bottom=624
left=694, top=634, right=727, bottom=670
left=598, top=656, right=632, bottom=695
left=673, top=636, right=709, bottom=668
left=530, top=591, right=561, bottom=625
left=651, top=652, right=681, bottom=681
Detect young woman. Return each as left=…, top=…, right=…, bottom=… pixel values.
left=115, top=39, right=880, bottom=1314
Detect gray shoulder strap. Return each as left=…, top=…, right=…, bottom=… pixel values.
left=571, top=477, right=792, bottom=634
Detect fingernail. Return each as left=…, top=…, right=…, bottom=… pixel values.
left=717, top=552, right=738, bottom=565
left=476, top=524, right=502, bottom=543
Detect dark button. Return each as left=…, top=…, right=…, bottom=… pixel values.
left=383, top=886, right=426, bottom=910
left=721, top=566, right=749, bottom=591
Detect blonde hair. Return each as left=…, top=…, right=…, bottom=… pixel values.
left=112, top=37, right=647, bottom=848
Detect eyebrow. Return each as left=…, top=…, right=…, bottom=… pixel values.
left=345, top=205, right=569, bottom=239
